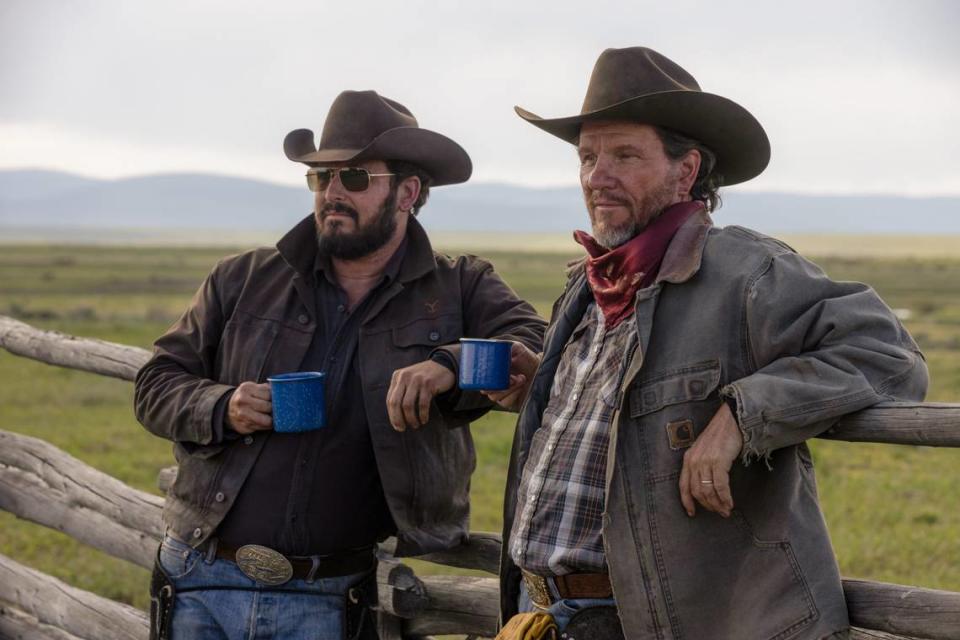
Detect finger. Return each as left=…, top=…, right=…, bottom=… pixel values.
left=481, top=390, right=508, bottom=402
left=507, top=373, right=526, bottom=390
left=401, top=384, right=420, bottom=430
left=418, top=385, right=433, bottom=426
left=679, top=457, right=695, bottom=516
left=691, top=466, right=714, bottom=513
left=247, top=383, right=272, bottom=401
left=243, top=408, right=272, bottom=429
left=244, top=397, right=272, bottom=414
left=386, top=374, right=406, bottom=431
left=482, top=378, right=522, bottom=403
left=495, top=386, right=526, bottom=409
left=697, top=469, right=724, bottom=515
left=712, top=467, right=734, bottom=516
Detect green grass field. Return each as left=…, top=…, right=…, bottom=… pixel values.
left=1, top=241, right=958, bottom=616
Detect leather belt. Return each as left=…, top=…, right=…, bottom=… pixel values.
left=522, top=569, right=613, bottom=608
left=215, top=541, right=376, bottom=585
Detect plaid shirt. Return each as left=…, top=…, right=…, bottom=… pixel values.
left=510, top=303, right=637, bottom=575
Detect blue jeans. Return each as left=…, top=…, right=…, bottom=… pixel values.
left=517, top=580, right=616, bottom=630
left=158, top=535, right=372, bottom=640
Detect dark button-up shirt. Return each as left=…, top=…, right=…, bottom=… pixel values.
left=216, top=241, right=408, bottom=555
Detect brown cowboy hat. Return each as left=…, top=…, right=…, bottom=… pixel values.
left=284, top=90, right=472, bottom=186
left=515, top=47, right=770, bottom=185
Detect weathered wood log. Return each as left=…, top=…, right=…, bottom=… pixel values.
left=405, top=575, right=499, bottom=637
left=376, top=610, right=405, bottom=640
left=5, top=315, right=960, bottom=448
left=0, top=553, right=149, bottom=640
left=376, top=557, right=429, bottom=619
left=0, top=603, right=87, bottom=640
left=0, top=429, right=163, bottom=570
left=851, top=628, right=924, bottom=640
left=844, top=579, right=960, bottom=640
left=824, top=402, right=960, bottom=447
left=379, top=531, right=502, bottom=575
left=0, top=314, right=150, bottom=381
left=7, top=428, right=960, bottom=640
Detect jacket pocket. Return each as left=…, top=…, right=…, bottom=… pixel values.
left=628, top=360, right=721, bottom=417
left=650, top=492, right=818, bottom=640
left=391, top=314, right=462, bottom=350
left=214, top=310, right=281, bottom=385
left=625, top=360, right=722, bottom=477
left=389, top=314, right=465, bottom=384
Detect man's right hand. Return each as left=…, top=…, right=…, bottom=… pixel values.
left=227, top=382, right=273, bottom=434
left=481, top=342, right=541, bottom=412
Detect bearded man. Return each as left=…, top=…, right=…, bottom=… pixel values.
left=492, top=48, right=928, bottom=640
left=134, top=90, right=545, bottom=640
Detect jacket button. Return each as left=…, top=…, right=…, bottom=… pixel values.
left=429, top=330, right=441, bottom=342
left=298, top=313, right=309, bottom=324
left=243, top=435, right=254, bottom=445
left=215, top=492, right=226, bottom=503
left=192, top=527, right=203, bottom=539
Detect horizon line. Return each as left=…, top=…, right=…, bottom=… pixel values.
left=2, top=166, right=960, bottom=200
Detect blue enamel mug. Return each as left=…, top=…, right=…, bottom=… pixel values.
left=458, top=338, right=511, bottom=390
left=267, top=372, right=326, bottom=432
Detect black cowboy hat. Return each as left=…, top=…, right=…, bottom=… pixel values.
left=284, top=90, right=472, bottom=186
left=515, top=47, right=770, bottom=185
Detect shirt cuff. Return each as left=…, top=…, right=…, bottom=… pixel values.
left=211, top=389, right=241, bottom=443
left=430, top=349, right=459, bottom=377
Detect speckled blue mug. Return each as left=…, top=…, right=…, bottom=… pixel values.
left=458, top=338, right=511, bottom=390
left=267, top=372, right=326, bottom=432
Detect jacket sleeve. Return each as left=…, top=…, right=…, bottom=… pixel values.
left=434, top=257, right=548, bottom=418
left=720, top=251, right=928, bottom=464
left=134, top=261, right=236, bottom=445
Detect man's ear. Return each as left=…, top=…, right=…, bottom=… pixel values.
left=676, top=149, right=702, bottom=197
left=396, top=175, right=421, bottom=212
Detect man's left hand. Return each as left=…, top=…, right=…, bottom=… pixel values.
left=679, top=402, right=743, bottom=518
left=387, top=360, right=456, bottom=432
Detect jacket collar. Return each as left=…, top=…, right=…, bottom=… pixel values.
left=564, top=206, right=714, bottom=287
left=655, top=206, right=713, bottom=285
left=276, top=213, right=438, bottom=282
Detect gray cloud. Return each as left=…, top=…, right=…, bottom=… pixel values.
left=1, top=0, right=958, bottom=194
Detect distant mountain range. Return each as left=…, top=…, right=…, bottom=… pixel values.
left=1, top=169, right=958, bottom=237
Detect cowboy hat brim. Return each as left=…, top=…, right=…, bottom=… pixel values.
left=284, top=126, right=472, bottom=187
left=515, top=90, right=770, bottom=186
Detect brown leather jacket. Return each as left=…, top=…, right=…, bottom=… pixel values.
left=135, top=214, right=546, bottom=555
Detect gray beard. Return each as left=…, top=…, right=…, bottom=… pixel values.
left=592, top=178, right=679, bottom=249
left=316, top=188, right=398, bottom=260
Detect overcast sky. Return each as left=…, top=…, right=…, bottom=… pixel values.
left=2, top=0, right=958, bottom=195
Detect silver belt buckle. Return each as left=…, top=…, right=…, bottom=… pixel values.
left=235, top=544, right=294, bottom=586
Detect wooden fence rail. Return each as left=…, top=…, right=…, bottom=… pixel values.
left=2, top=314, right=960, bottom=639
left=4, top=314, right=960, bottom=448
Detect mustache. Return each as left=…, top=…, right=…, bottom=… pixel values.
left=588, top=190, right=631, bottom=207
left=320, top=202, right=359, bottom=222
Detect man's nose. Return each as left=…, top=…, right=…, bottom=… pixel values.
left=584, top=155, right=617, bottom=191
left=321, top=170, right=348, bottom=203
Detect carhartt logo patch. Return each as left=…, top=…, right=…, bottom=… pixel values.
left=666, top=419, right=696, bottom=450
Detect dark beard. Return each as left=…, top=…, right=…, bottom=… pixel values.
left=316, top=188, right=399, bottom=260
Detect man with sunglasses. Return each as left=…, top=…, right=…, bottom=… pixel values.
left=492, top=48, right=928, bottom=640
left=135, top=90, right=545, bottom=639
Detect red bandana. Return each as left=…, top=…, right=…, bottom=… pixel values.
left=574, top=200, right=704, bottom=327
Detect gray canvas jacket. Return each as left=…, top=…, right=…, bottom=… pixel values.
left=500, top=210, right=928, bottom=640
left=135, top=214, right=546, bottom=556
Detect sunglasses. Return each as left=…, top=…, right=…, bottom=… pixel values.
left=305, top=167, right=395, bottom=193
